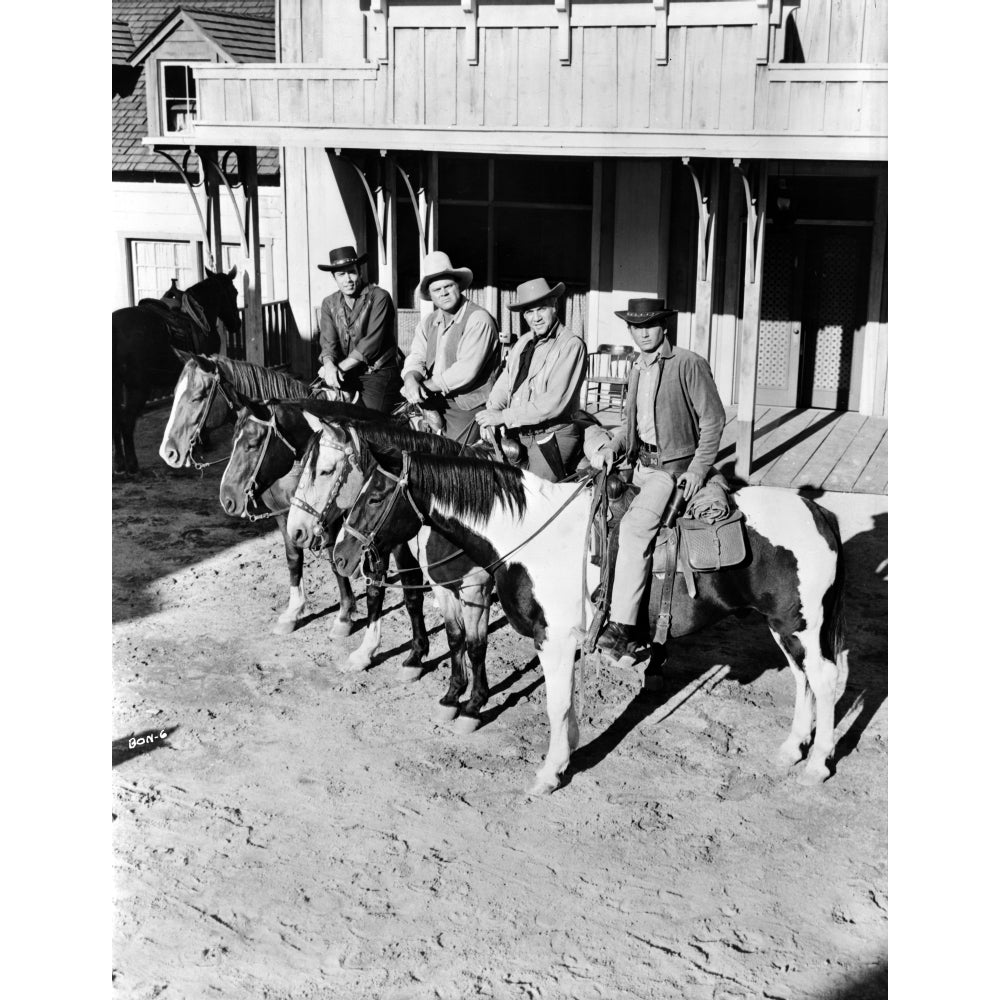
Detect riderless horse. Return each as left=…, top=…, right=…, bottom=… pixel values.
left=332, top=449, right=846, bottom=795
left=288, top=414, right=494, bottom=730
left=113, top=268, right=240, bottom=474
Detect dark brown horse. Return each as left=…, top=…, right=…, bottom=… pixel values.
left=112, top=268, right=240, bottom=474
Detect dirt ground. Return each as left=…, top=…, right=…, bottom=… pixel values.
left=112, top=406, right=888, bottom=1000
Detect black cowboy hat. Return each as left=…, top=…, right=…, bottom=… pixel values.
left=508, top=277, right=566, bottom=312
left=317, top=245, right=368, bottom=272
left=614, top=297, right=677, bottom=326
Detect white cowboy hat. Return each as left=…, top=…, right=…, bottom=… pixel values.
left=418, top=251, right=474, bottom=299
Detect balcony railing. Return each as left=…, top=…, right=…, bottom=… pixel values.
left=233, top=299, right=292, bottom=368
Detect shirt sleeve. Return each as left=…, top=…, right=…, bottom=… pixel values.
left=435, top=311, right=500, bottom=396
left=684, top=356, right=727, bottom=480
left=318, top=298, right=341, bottom=364
left=500, top=336, right=587, bottom=428
left=401, top=315, right=431, bottom=379
left=349, top=289, right=396, bottom=365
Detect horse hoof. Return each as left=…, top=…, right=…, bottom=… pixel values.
left=526, top=776, right=559, bottom=797
left=453, top=714, right=481, bottom=736
left=345, top=652, right=372, bottom=672
left=328, top=618, right=353, bottom=638
left=433, top=703, right=459, bottom=724
left=271, top=618, right=301, bottom=636
left=397, top=666, right=424, bottom=683
left=797, top=763, right=831, bottom=786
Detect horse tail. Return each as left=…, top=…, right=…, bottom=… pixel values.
left=812, top=501, right=847, bottom=667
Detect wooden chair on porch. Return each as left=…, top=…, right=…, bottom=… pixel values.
left=585, top=345, right=636, bottom=417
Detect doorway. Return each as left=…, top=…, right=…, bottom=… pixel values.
left=756, top=221, right=871, bottom=410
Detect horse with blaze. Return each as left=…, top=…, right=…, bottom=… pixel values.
left=333, top=449, right=846, bottom=796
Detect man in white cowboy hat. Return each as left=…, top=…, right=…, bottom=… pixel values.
left=401, top=250, right=501, bottom=441
left=475, top=277, right=587, bottom=481
left=587, top=297, right=726, bottom=660
left=317, top=244, right=401, bottom=413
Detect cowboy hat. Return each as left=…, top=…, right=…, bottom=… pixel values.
left=317, top=245, right=368, bottom=272
left=507, top=277, right=566, bottom=312
left=613, top=297, right=677, bottom=326
left=417, top=251, right=474, bottom=299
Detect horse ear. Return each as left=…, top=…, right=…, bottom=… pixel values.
left=369, top=445, right=404, bottom=473
left=302, top=411, right=324, bottom=433
left=244, top=397, right=271, bottom=421
left=227, top=265, right=238, bottom=281
left=172, top=347, right=194, bottom=364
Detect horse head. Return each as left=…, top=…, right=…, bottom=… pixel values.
left=287, top=413, right=367, bottom=549
left=204, top=265, right=241, bottom=336
left=219, top=398, right=298, bottom=517
left=159, top=354, right=234, bottom=467
left=332, top=444, right=409, bottom=577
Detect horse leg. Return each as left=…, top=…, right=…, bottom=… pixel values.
left=431, top=586, right=469, bottom=725
left=122, top=379, right=149, bottom=475
left=528, top=632, right=580, bottom=797
left=272, top=514, right=310, bottom=635
left=769, top=628, right=815, bottom=771
left=328, top=547, right=358, bottom=638
left=394, top=543, right=429, bottom=678
left=799, top=630, right=840, bottom=785
left=454, top=578, right=492, bottom=735
left=344, top=579, right=381, bottom=671
left=112, top=376, right=127, bottom=475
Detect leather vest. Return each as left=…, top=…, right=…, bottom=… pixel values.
left=425, top=301, right=499, bottom=410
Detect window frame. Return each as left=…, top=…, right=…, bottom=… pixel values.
left=158, top=60, right=206, bottom=134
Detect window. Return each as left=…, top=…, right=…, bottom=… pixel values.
left=130, top=240, right=196, bottom=304
left=161, top=62, right=200, bottom=133
left=221, top=243, right=273, bottom=309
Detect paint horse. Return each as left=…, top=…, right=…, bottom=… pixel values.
left=333, top=449, right=846, bottom=795
left=287, top=414, right=495, bottom=730
left=113, top=268, right=240, bottom=474
left=159, top=355, right=366, bottom=637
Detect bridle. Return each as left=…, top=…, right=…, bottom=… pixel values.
left=237, top=411, right=297, bottom=520
left=187, top=369, right=239, bottom=470
left=287, top=425, right=365, bottom=540
left=341, top=451, right=426, bottom=556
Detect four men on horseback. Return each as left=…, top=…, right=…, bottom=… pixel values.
left=317, top=245, right=403, bottom=412
left=401, top=251, right=501, bottom=443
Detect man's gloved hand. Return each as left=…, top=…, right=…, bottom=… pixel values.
left=320, top=359, right=341, bottom=388
left=401, top=375, right=428, bottom=405
left=474, top=409, right=505, bottom=429
left=676, top=471, right=705, bottom=502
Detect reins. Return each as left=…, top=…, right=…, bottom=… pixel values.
left=188, top=371, right=238, bottom=470
left=237, top=413, right=298, bottom=521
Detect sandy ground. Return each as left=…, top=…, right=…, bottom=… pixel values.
left=112, top=406, right=888, bottom=1000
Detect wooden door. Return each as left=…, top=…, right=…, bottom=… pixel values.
left=754, top=227, right=804, bottom=407
left=799, top=226, right=870, bottom=410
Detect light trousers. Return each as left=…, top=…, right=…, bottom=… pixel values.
left=609, top=462, right=678, bottom=626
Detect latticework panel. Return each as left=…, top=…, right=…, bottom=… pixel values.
left=810, top=232, right=861, bottom=393
left=757, top=230, right=796, bottom=390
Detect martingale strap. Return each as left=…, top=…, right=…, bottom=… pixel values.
left=241, top=413, right=297, bottom=516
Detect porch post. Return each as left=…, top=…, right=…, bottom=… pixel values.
left=239, top=148, right=264, bottom=365
left=376, top=152, right=398, bottom=305
left=283, top=147, right=314, bottom=377
left=859, top=166, right=888, bottom=416
left=682, top=157, right=720, bottom=361
left=199, top=147, right=223, bottom=274
left=732, top=158, right=768, bottom=481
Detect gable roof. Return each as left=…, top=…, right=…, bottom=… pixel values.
left=112, top=1, right=277, bottom=177
left=128, top=7, right=275, bottom=65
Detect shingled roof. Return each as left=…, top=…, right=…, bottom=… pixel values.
left=112, top=1, right=278, bottom=178
left=113, top=20, right=134, bottom=65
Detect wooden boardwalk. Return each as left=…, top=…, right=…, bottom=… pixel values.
left=590, top=403, right=888, bottom=495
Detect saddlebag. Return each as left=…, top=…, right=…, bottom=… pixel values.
left=677, top=510, right=746, bottom=572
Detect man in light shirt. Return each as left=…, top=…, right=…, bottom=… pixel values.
left=401, top=251, right=500, bottom=442
left=475, top=277, right=587, bottom=481
left=589, top=298, right=726, bottom=660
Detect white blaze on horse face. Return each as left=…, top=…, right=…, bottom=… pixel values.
left=159, top=372, right=190, bottom=463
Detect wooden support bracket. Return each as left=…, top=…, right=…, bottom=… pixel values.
left=461, top=0, right=479, bottom=65
left=389, top=156, right=427, bottom=258
left=154, top=148, right=212, bottom=266
left=732, top=158, right=764, bottom=285
left=754, top=0, right=771, bottom=64
left=369, top=0, right=389, bottom=65
left=652, top=0, right=669, bottom=65
left=555, top=0, right=572, bottom=65
left=682, top=157, right=718, bottom=361
left=332, top=152, right=387, bottom=265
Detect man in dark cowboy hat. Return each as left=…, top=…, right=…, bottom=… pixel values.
left=317, top=245, right=401, bottom=412
left=475, top=277, right=587, bottom=481
left=589, top=297, right=726, bottom=660
left=401, top=250, right=501, bottom=442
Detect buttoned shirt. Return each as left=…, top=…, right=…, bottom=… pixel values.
left=318, top=282, right=397, bottom=370
left=635, top=352, right=660, bottom=445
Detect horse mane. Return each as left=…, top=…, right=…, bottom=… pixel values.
left=305, top=418, right=466, bottom=475
left=403, top=451, right=527, bottom=523
left=213, top=355, right=312, bottom=401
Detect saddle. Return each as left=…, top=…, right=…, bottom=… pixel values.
left=138, top=290, right=215, bottom=355
left=587, top=469, right=746, bottom=647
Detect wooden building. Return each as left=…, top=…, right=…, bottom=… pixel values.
left=138, top=0, right=889, bottom=475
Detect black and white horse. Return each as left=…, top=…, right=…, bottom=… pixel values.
left=333, top=449, right=846, bottom=795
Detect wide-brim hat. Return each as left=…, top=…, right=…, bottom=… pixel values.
left=507, top=277, right=566, bottom=312
left=418, top=251, right=473, bottom=299
left=614, top=297, right=677, bottom=326
left=318, top=245, right=368, bottom=272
